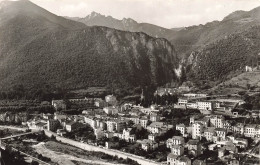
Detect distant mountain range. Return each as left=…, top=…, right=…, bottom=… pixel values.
left=0, top=0, right=180, bottom=92
left=66, top=12, right=177, bottom=40
left=68, top=8, right=260, bottom=85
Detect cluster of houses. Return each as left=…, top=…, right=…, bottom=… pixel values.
left=176, top=94, right=245, bottom=114
left=1, top=92, right=259, bottom=164
left=165, top=114, right=260, bottom=165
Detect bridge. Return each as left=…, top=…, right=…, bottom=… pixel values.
left=1, top=132, right=36, bottom=140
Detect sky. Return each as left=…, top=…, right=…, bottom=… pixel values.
left=30, top=0, right=260, bottom=28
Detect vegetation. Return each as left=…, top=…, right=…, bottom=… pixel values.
left=0, top=0, right=179, bottom=98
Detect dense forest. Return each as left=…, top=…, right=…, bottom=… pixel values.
left=186, top=26, right=260, bottom=82
left=0, top=0, right=179, bottom=96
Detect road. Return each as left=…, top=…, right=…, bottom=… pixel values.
left=1, top=132, right=36, bottom=140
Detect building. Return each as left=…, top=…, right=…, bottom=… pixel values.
left=203, top=127, right=215, bottom=142
left=244, top=124, right=257, bottom=138
left=65, top=121, right=83, bottom=132
left=47, top=119, right=60, bottom=131
left=171, top=145, right=184, bottom=156
left=167, top=136, right=185, bottom=148
left=192, top=123, right=204, bottom=139
left=147, top=122, right=172, bottom=135
left=167, top=153, right=178, bottom=165
left=84, top=116, right=97, bottom=128
left=176, top=124, right=186, bottom=136
left=177, top=156, right=191, bottom=165
left=148, top=134, right=159, bottom=141
left=209, top=115, right=224, bottom=128
left=197, top=101, right=212, bottom=110
left=215, top=128, right=226, bottom=140
left=187, top=139, right=202, bottom=157
left=150, top=114, right=160, bottom=122
left=140, top=117, right=149, bottom=128
left=137, top=139, right=158, bottom=151
left=121, top=128, right=136, bottom=142
left=103, top=107, right=119, bottom=115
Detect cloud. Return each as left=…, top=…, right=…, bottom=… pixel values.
left=31, top=0, right=260, bottom=28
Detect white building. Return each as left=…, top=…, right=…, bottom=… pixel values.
left=176, top=124, right=186, bottom=136
left=192, top=123, right=204, bottom=139
left=167, top=136, right=185, bottom=148
left=197, top=101, right=212, bottom=110
left=209, top=115, right=224, bottom=128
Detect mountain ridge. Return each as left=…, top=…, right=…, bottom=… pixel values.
left=0, top=0, right=180, bottom=93
left=67, top=11, right=177, bottom=40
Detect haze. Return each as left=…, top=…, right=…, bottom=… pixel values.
left=16, top=0, right=260, bottom=28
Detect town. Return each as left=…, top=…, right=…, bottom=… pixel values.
left=0, top=85, right=259, bottom=165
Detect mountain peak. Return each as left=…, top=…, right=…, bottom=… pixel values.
left=90, top=11, right=101, bottom=17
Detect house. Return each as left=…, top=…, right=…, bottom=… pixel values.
left=192, top=123, right=204, bottom=139
left=197, top=101, right=212, bottom=111
left=47, top=119, right=60, bottom=131
left=171, top=145, right=184, bottom=156
left=106, top=120, right=126, bottom=132
left=140, top=117, right=149, bottom=128
left=203, top=127, right=215, bottom=142
left=147, top=122, right=172, bottom=135
left=215, top=128, right=226, bottom=140
left=178, top=98, right=188, bottom=106
left=244, top=124, right=257, bottom=138
left=232, top=123, right=244, bottom=135
left=129, top=116, right=140, bottom=124
left=176, top=124, right=186, bottom=136
left=103, top=107, right=119, bottom=115
left=187, top=139, right=202, bottom=157
left=167, top=136, right=185, bottom=148
left=65, top=121, right=83, bottom=132
left=150, top=114, right=160, bottom=122
left=137, top=139, right=158, bottom=151
left=148, top=134, right=159, bottom=141
left=84, top=116, right=97, bottom=128
left=167, top=153, right=178, bottom=165
left=209, top=115, right=224, bottom=128
left=121, top=128, right=136, bottom=142
left=177, top=156, right=191, bottom=165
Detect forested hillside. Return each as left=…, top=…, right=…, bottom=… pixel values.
left=186, top=26, right=260, bottom=82
left=0, top=0, right=179, bottom=95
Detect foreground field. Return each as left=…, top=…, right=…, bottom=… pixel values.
left=33, top=141, right=125, bottom=165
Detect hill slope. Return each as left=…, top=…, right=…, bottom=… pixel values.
left=68, top=11, right=176, bottom=40
left=170, top=6, right=260, bottom=57
left=0, top=0, right=179, bottom=92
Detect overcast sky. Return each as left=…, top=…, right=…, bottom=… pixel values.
left=31, top=0, right=260, bottom=28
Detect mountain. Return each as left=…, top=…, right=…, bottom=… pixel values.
left=170, top=6, right=260, bottom=57
left=68, top=11, right=176, bottom=39
left=180, top=7, right=260, bottom=84
left=0, top=0, right=180, bottom=93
